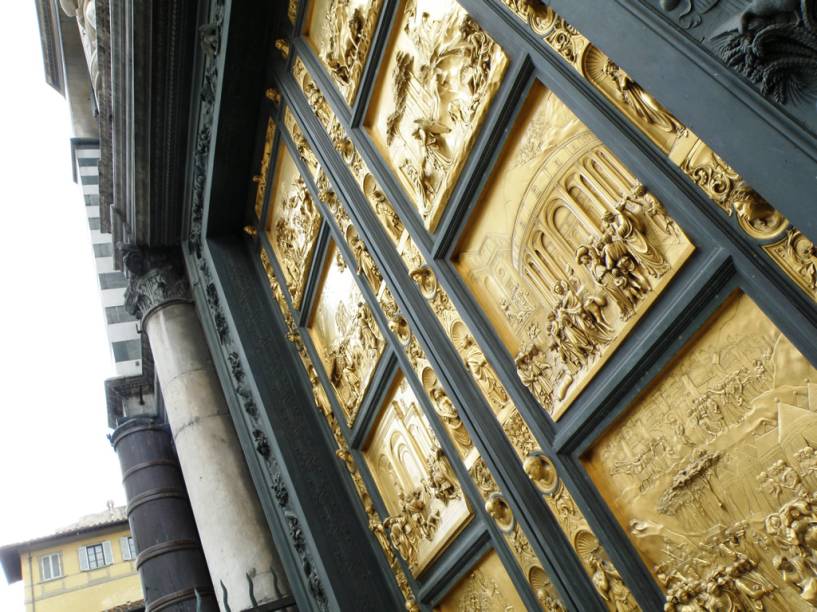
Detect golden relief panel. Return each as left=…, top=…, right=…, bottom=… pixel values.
left=307, top=241, right=385, bottom=424
left=264, top=142, right=322, bottom=309
left=435, top=550, right=527, bottom=612
left=253, top=118, right=276, bottom=219
left=260, top=248, right=421, bottom=611
left=291, top=51, right=634, bottom=607
left=454, top=82, right=694, bottom=420
left=469, top=458, right=566, bottom=611
left=303, top=0, right=384, bottom=104
left=292, top=57, right=407, bottom=244
left=584, top=291, right=817, bottom=611
left=524, top=453, right=639, bottom=611
left=498, top=0, right=817, bottom=308
left=363, top=373, right=472, bottom=576
left=364, top=0, right=508, bottom=231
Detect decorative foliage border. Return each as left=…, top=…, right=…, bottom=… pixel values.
left=185, top=1, right=328, bottom=609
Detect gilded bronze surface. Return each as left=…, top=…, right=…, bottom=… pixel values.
left=764, top=230, right=817, bottom=303
left=292, top=57, right=406, bottom=244
left=585, top=291, right=817, bottom=610
left=363, top=374, right=472, bottom=575
left=365, top=0, right=508, bottom=231
left=308, top=241, right=384, bottom=424
left=264, top=142, right=321, bottom=309
left=303, top=0, right=383, bottom=104
left=455, top=82, right=694, bottom=420
left=497, top=0, right=817, bottom=307
left=526, top=453, right=639, bottom=611
left=260, top=248, right=420, bottom=611
left=284, top=106, right=319, bottom=180
left=435, top=550, right=527, bottom=612
left=288, top=0, right=298, bottom=25
left=469, top=458, right=566, bottom=611
left=292, top=49, right=635, bottom=607
left=254, top=118, right=275, bottom=219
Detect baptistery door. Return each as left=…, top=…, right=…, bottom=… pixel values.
left=238, top=0, right=817, bottom=609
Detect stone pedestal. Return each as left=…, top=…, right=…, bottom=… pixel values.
left=124, top=247, right=290, bottom=612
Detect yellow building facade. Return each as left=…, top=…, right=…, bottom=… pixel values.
left=1, top=506, right=143, bottom=612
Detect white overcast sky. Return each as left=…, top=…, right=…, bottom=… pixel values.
left=0, top=3, right=125, bottom=610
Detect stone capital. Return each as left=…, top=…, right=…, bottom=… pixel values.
left=122, top=245, right=192, bottom=323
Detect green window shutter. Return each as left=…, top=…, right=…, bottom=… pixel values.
left=54, top=554, right=62, bottom=578
left=78, top=546, right=89, bottom=571
left=102, top=540, right=114, bottom=566
left=120, top=537, right=131, bottom=561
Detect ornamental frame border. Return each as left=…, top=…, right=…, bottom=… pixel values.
left=183, top=0, right=817, bottom=610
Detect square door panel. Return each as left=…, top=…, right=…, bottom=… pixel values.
left=264, top=143, right=322, bottom=309
left=453, top=81, right=694, bottom=420
left=363, top=372, right=472, bottom=576
left=303, top=0, right=384, bottom=105
left=308, top=241, right=384, bottom=424
left=584, top=291, right=817, bottom=611
left=364, top=0, right=508, bottom=231
left=435, top=550, right=526, bottom=611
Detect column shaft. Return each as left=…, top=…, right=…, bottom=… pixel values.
left=145, top=302, right=289, bottom=611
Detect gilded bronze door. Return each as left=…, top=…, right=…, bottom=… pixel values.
left=224, top=0, right=817, bottom=609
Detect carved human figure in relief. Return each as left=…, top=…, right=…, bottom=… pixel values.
left=602, top=59, right=684, bottom=136
left=328, top=338, right=361, bottom=414
left=428, top=384, right=472, bottom=450
left=460, top=335, right=509, bottom=407
left=354, top=302, right=380, bottom=357
left=515, top=343, right=552, bottom=406
left=424, top=448, right=460, bottom=504
left=586, top=553, right=639, bottom=612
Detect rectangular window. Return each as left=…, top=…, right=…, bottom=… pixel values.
left=93, top=243, right=113, bottom=258
left=105, top=305, right=135, bottom=325
left=79, top=541, right=113, bottom=571
left=112, top=339, right=141, bottom=362
left=86, top=543, right=105, bottom=569
left=120, top=536, right=137, bottom=561
left=99, top=272, right=127, bottom=290
left=39, top=553, right=62, bottom=581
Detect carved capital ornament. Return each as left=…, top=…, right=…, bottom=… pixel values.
left=122, top=246, right=192, bottom=323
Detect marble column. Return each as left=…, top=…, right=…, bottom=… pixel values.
left=123, top=246, right=290, bottom=612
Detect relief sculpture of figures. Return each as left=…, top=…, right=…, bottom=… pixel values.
left=585, top=291, right=817, bottom=610
left=455, top=83, right=693, bottom=420
left=435, top=551, right=529, bottom=611
left=265, top=146, right=323, bottom=308
left=308, top=0, right=383, bottom=104
left=308, top=242, right=384, bottom=424
left=366, top=0, right=508, bottom=230
left=364, top=375, right=471, bottom=575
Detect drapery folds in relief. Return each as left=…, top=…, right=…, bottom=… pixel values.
left=365, top=0, right=508, bottom=231
left=260, top=249, right=419, bottom=610
left=307, top=242, right=384, bottom=425
left=455, top=83, right=694, bottom=420
left=434, top=550, right=529, bottom=611
left=291, top=42, right=638, bottom=608
left=363, top=375, right=472, bottom=575
left=499, top=0, right=817, bottom=307
left=304, top=0, right=384, bottom=104
left=264, top=144, right=322, bottom=309
left=253, top=119, right=276, bottom=219
left=585, top=292, right=817, bottom=611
